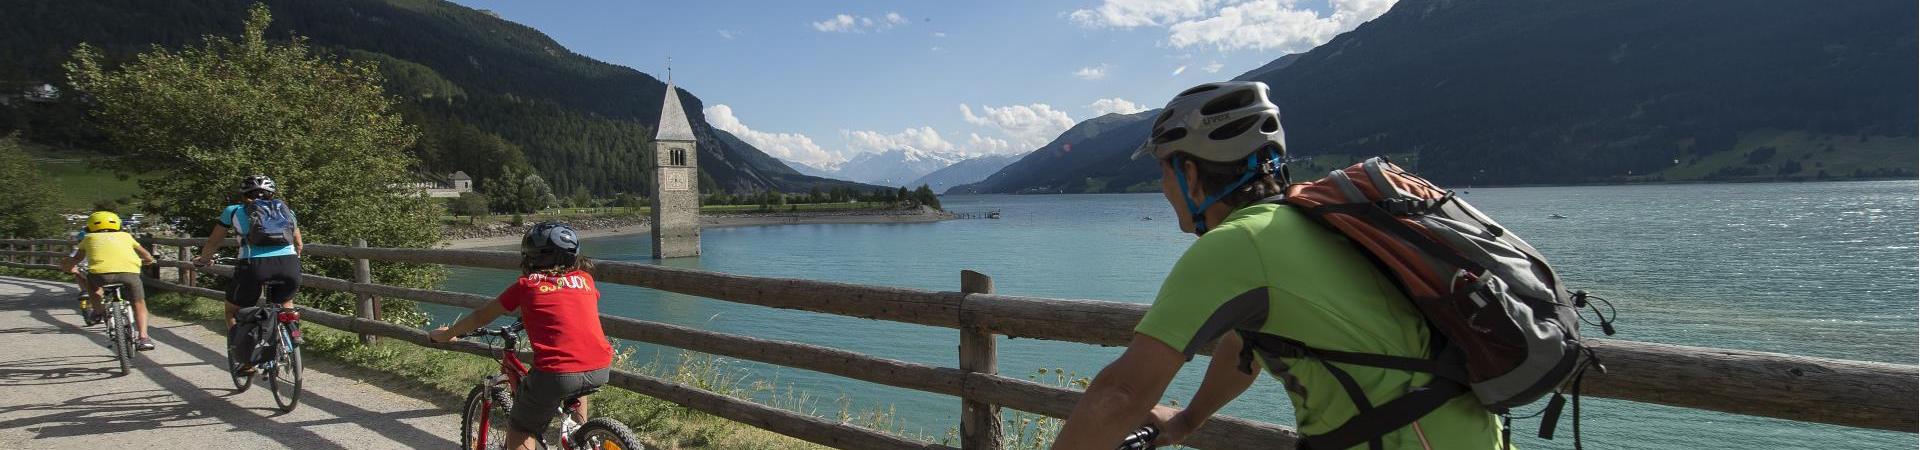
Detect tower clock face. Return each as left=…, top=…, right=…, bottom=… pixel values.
left=665, top=169, right=690, bottom=191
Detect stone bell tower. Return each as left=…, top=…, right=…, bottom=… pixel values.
left=650, top=80, right=700, bottom=259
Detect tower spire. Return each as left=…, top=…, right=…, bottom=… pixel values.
left=667, top=56, right=672, bottom=83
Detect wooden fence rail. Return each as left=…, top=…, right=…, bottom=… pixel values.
left=4, top=237, right=1915, bottom=450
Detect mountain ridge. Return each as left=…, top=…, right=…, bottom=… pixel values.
left=959, top=0, right=1917, bottom=194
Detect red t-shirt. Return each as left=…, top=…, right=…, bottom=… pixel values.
left=496, top=270, right=613, bottom=373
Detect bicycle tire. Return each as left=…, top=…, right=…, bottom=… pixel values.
left=462, top=384, right=515, bottom=450
left=110, top=302, right=131, bottom=374
left=573, top=417, right=645, bottom=450
left=269, top=327, right=302, bottom=412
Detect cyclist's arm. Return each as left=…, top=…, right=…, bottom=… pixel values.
left=62, top=247, right=85, bottom=273
left=132, top=242, right=157, bottom=265
left=1159, top=331, right=1260, bottom=445
left=1051, top=333, right=1185, bottom=450
left=430, top=299, right=508, bottom=343
left=291, top=226, right=304, bottom=255
left=197, top=225, right=229, bottom=261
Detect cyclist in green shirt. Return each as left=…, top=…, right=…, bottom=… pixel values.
left=1052, top=82, right=1504, bottom=449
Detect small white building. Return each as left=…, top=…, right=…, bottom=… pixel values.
left=399, top=171, right=476, bottom=198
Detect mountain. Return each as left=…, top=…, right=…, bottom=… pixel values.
left=787, top=161, right=841, bottom=179
left=0, top=0, right=881, bottom=195
left=807, top=148, right=966, bottom=187
left=1231, top=53, right=1300, bottom=82
left=964, top=0, right=1918, bottom=193
left=914, top=154, right=1021, bottom=194
left=951, top=110, right=1158, bottom=194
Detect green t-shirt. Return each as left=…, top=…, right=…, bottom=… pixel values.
left=1135, top=203, right=1505, bottom=450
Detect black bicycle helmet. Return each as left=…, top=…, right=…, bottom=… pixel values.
left=239, top=175, right=277, bottom=194
left=521, top=221, right=580, bottom=268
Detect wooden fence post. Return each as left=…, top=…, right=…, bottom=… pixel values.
left=353, top=238, right=377, bottom=345
left=959, top=270, right=1003, bottom=450
left=178, top=245, right=194, bottom=286
left=141, top=238, right=160, bottom=280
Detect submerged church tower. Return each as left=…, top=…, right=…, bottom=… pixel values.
left=650, top=81, right=701, bottom=259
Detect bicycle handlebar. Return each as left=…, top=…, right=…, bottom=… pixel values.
left=1116, top=425, right=1160, bottom=450
left=459, top=321, right=525, bottom=339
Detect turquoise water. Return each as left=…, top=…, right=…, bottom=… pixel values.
left=434, top=180, right=1918, bottom=449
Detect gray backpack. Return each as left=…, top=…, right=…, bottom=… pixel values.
left=1243, top=157, right=1615, bottom=449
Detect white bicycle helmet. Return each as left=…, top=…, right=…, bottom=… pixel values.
left=239, top=175, right=276, bottom=194
left=1131, top=81, right=1286, bottom=162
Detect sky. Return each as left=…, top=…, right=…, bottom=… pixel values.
left=447, top=0, right=1397, bottom=169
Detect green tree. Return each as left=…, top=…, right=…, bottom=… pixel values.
left=448, top=192, right=489, bottom=217
left=484, top=165, right=556, bottom=214
left=66, top=4, right=441, bottom=323
left=914, top=184, right=941, bottom=210
left=0, top=134, right=63, bottom=238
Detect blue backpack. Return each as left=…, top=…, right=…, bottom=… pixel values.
left=242, top=199, right=296, bottom=246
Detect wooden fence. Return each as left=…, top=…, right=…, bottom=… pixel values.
left=2, top=236, right=1914, bottom=450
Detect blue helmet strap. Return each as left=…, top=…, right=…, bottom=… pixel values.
left=1174, top=153, right=1264, bottom=236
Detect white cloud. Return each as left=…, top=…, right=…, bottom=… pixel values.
left=1167, top=0, right=1396, bottom=52
left=812, top=14, right=857, bottom=32
left=1070, top=0, right=1215, bottom=28
left=843, top=127, right=957, bottom=154
left=1089, top=98, right=1147, bottom=116
left=1203, top=61, right=1225, bottom=73
left=960, top=103, right=1077, bottom=149
left=717, top=29, right=738, bottom=40
left=1074, top=64, right=1111, bottom=80
left=1171, top=65, right=1188, bottom=76
left=966, top=133, right=1016, bottom=155
left=704, top=104, right=837, bottom=166
left=932, top=32, right=948, bottom=38
left=812, top=12, right=909, bottom=33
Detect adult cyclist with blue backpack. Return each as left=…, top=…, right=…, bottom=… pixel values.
left=193, top=175, right=305, bottom=336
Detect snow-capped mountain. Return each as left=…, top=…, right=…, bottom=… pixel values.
left=791, top=148, right=966, bottom=187
left=912, top=154, right=1020, bottom=194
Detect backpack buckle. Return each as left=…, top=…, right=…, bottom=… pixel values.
left=1375, top=198, right=1436, bottom=216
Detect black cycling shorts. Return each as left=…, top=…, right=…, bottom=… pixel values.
left=510, top=368, right=610, bottom=433
left=228, top=255, right=301, bottom=307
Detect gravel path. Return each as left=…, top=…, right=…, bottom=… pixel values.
left=0, top=276, right=461, bottom=449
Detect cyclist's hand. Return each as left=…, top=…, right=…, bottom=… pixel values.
left=192, top=255, right=211, bottom=267
left=1149, top=405, right=1192, bottom=447
left=141, top=258, right=156, bottom=266
left=428, top=326, right=456, bottom=343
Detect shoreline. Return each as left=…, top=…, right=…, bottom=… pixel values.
left=440, top=208, right=956, bottom=249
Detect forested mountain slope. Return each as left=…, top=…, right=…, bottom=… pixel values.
left=962, top=0, right=1917, bottom=194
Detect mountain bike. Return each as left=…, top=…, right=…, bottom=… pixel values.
left=214, top=256, right=304, bottom=412
left=96, top=282, right=136, bottom=375
left=459, top=321, right=643, bottom=450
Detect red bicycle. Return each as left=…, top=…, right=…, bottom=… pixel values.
left=458, top=321, right=642, bottom=450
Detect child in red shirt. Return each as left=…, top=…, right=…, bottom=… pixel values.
left=431, top=222, right=612, bottom=450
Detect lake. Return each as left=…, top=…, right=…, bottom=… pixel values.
left=434, top=180, right=1917, bottom=449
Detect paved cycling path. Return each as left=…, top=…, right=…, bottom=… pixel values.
left=0, top=276, right=461, bottom=449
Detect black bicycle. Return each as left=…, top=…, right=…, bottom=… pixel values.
left=213, top=257, right=304, bottom=412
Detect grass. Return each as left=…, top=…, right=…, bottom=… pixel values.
left=23, top=142, right=145, bottom=211
left=1653, top=130, right=1916, bottom=181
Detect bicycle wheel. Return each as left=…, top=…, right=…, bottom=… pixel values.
left=109, top=304, right=131, bottom=374
left=117, top=305, right=135, bottom=367
left=462, top=384, right=514, bottom=450
left=573, top=417, right=645, bottom=450
left=225, top=331, right=253, bottom=393
left=269, top=328, right=302, bottom=412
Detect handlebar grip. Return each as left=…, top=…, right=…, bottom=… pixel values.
left=1116, top=425, right=1160, bottom=450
